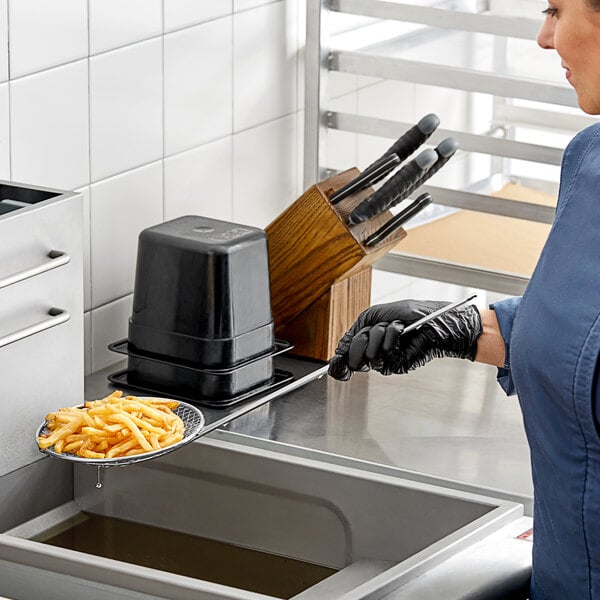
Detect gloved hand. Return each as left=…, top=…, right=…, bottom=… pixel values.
left=328, top=299, right=482, bottom=381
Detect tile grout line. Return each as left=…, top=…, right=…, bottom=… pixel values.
left=87, top=0, right=95, bottom=372
left=161, top=0, right=166, bottom=223
left=230, top=7, right=235, bottom=220
left=5, top=0, right=10, bottom=181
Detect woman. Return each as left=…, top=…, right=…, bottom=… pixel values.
left=329, top=2, right=600, bottom=598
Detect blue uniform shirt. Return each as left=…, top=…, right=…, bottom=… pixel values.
left=490, top=122, right=600, bottom=599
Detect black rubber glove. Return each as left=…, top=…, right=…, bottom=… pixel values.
left=328, top=299, right=482, bottom=381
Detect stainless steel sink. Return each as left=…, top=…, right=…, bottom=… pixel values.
left=0, top=432, right=531, bottom=599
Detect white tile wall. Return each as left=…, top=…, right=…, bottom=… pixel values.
left=232, top=113, right=297, bottom=227
left=0, top=83, right=8, bottom=179
left=89, top=0, right=162, bottom=55
left=10, top=60, right=89, bottom=190
left=89, top=39, right=163, bottom=182
left=77, top=185, right=92, bottom=312
left=90, top=294, right=133, bottom=373
left=296, top=0, right=306, bottom=112
left=83, top=311, right=92, bottom=376
left=327, top=93, right=358, bottom=172
left=355, top=80, right=414, bottom=168
left=413, top=85, right=472, bottom=132
left=329, top=72, right=360, bottom=101
left=295, top=108, right=305, bottom=195
left=90, top=161, right=163, bottom=307
left=234, top=0, right=274, bottom=12
left=164, top=137, right=233, bottom=221
left=164, top=18, right=232, bottom=156
left=233, top=1, right=298, bottom=131
left=9, top=0, right=87, bottom=78
left=164, top=0, right=232, bottom=32
left=0, top=0, right=7, bottom=83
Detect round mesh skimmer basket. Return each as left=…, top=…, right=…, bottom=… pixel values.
left=36, top=398, right=205, bottom=467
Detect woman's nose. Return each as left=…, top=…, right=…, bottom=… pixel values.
left=537, top=17, right=555, bottom=49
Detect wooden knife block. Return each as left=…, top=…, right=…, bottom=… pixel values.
left=265, top=168, right=407, bottom=361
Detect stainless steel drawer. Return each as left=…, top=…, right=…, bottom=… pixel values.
left=0, top=192, right=83, bottom=476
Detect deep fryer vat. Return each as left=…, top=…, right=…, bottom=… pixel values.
left=0, top=434, right=525, bottom=600
left=32, top=513, right=337, bottom=599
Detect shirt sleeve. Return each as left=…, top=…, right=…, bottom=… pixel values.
left=489, top=296, right=522, bottom=396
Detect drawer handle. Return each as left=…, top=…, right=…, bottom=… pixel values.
left=0, top=250, right=71, bottom=290
left=0, top=308, right=70, bottom=348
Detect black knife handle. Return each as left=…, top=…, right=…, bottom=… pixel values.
left=385, top=113, right=440, bottom=162
left=402, top=137, right=459, bottom=196
left=364, top=193, right=432, bottom=247
left=348, top=148, right=437, bottom=225
left=330, top=154, right=400, bottom=205
left=330, top=114, right=439, bottom=205
left=435, top=136, right=459, bottom=160
left=359, top=113, right=440, bottom=178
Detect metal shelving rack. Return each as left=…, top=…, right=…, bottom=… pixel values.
left=304, top=0, right=594, bottom=295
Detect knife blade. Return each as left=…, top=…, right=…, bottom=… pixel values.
left=329, top=113, right=440, bottom=205
left=401, top=294, right=478, bottom=335
left=363, top=192, right=432, bottom=247
left=347, top=148, right=437, bottom=225
left=330, top=154, right=400, bottom=206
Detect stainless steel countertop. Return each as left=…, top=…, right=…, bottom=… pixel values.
left=86, top=354, right=533, bottom=502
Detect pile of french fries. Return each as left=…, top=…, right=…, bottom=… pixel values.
left=37, top=391, right=185, bottom=459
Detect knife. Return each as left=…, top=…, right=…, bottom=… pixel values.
left=401, top=294, right=478, bottom=335
left=347, top=148, right=437, bottom=225
left=382, top=113, right=440, bottom=164
left=330, top=154, right=400, bottom=206
left=329, top=113, right=440, bottom=205
left=363, top=192, right=432, bottom=247
left=369, top=137, right=459, bottom=218
left=403, top=137, right=459, bottom=196
left=348, top=137, right=459, bottom=226
left=345, top=293, right=478, bottom=368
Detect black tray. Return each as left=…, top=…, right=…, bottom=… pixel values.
left=107, top=368, right=295, bottom=409
left=108, top=339, right=292, bottom=373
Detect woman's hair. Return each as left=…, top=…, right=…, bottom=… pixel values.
left=588, top=0, right=600, bottom=10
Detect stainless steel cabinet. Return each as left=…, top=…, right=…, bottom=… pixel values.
left=0, top=186, right=83, bottom=476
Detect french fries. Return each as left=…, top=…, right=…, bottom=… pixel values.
left=37, top=391, right=185, bottom=460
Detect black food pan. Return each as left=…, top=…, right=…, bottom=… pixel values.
left=129, top=215, right=275, bottom=368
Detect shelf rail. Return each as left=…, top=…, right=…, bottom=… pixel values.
left=330, top=52, right=577, bottom=109
left=304, top=0, right=584, bottom=294
left=327, top=112, right=566, bottom=166
left=329, top=0, right=542, bottom=39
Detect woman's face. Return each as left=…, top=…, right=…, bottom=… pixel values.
left=537, top=0, right=600, bottom=114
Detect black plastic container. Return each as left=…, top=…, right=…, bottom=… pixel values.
left=129, top=215, right=275, bottom=368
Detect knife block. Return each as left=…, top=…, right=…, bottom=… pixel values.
left=266, top=168, right=407, bottom=361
